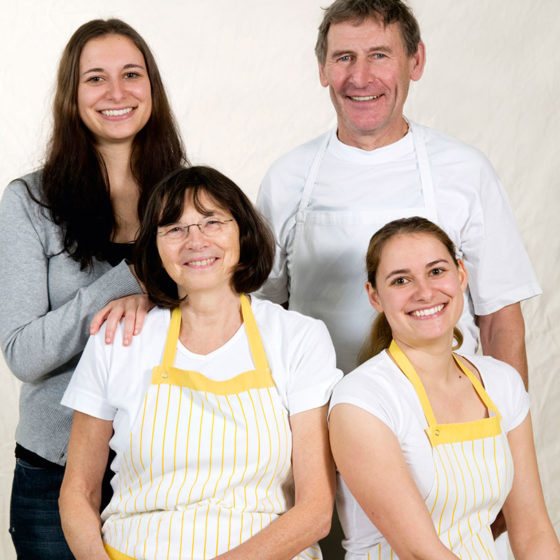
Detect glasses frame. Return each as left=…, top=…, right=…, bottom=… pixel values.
left=157, top=218, right=235, bottom=242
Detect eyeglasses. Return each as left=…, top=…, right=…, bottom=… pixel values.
left=157, top=218, right=235, bottom=241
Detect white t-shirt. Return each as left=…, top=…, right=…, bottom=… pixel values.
left=62, top=297, right=342, bottom=461
left=257, top=124, right=541, bottom=363
left=329, top=351, right=530, bottom=555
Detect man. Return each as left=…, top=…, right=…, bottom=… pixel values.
left=257, top=0, right=540, bottom=386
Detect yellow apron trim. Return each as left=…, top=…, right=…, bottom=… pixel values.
left=153, top=294, right=274, bottom=394
left=152, top=364, right=275, bottom=394
left=388, top=340, right=502, bottom=446
left=104, top=542, right=135, bottom=560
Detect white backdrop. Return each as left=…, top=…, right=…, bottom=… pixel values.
left=0, top=1, right=558, bottom=558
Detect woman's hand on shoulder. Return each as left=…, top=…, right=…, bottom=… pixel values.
left=90, top=294, right=154, bottom=345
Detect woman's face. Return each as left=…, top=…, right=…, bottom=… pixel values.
left=367, top=232, right=468, bottom=348
left=77, top=34, right=152, bottom=148
left=156, top=191, right=240, bottom=298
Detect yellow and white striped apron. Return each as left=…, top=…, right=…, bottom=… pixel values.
left=364, top=341, right=514, bottom=560
left=102, top=295, right=322, bottom=560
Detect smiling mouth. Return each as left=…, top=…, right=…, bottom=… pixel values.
left=349, top=95, right=381, bottom=101
left=186, top=257, right=218, bottom=267
left=409, top=304, right=445, bottom=318
left=100, top=107, right=134, bottom=117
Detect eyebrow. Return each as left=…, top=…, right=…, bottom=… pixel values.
left=384, top=259, right=450, bottom=281
left=81, top=63, right=145, bottom=77
left=329, top=45, right=393, bottom=59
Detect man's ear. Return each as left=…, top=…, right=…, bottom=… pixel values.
left=409, top=41, right=426, bottom=82
left=366, top=282, right=383, bottom=313
left=318, top=60, right=329, bottom=87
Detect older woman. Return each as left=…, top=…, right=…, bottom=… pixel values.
left=0, top=19, right=185, bottom=559
left=329, top=217, right=559, bottom=559
left=59, top=166, right=341, bottom=560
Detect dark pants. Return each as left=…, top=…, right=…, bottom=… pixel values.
left=9, top=459, right=74, bottom=560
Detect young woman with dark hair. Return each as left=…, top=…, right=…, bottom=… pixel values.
left=0, top=18, right=186, bottom=559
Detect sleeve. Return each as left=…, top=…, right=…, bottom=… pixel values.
left=0, top=181, right=142, bottom=383
left=459, top=157, right=541, bottom=316
left=285, top=318, right=343, bottom=415
left=329, top=366, right=400, bottom=435
left=61, top=327, right=116, bottom=421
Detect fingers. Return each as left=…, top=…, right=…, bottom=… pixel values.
left=90, top=307, right=110, bottom=336
left=89, top=295, right=154, bottom=346
left=104, top=307, right=126, bottom=345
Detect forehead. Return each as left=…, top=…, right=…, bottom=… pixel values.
left=79, top=34, right=144, bottom=69
left=379, top=233, right=451, bottom=267
left=180, top=189, right=230, bottom=216
left=326, top=16, right=407, bottom=54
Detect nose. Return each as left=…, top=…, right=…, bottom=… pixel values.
left=350, top=58, right=373, bottom=88
left=107, top=78, right=125, bottom=101
left=186, top=225, right=209, bottom=249
left=414, top=278, right=433, bottom=301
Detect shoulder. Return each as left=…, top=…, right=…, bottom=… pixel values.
left=457, top=353, right=529, bottom=431
left=251, top=296, right=330, bottom=342
left=260, top=132, right=329, bottom=195
left=2, top=170, right=44, bottom=208
left=331, top=352, right=406, bottom=410
left=416, top=123, right=496, bottom=176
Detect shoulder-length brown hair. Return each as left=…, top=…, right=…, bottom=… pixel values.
left=39, top=18, right=186, bottom=269
left=135, top=166, right=275, bottom=308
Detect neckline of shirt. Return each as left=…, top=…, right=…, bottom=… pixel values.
left=327, top=122, right=415, bottom=165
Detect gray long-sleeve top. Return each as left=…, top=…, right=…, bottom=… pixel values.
left=0, top=171, right=142, bottom=465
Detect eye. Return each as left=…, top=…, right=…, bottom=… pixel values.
left=337, top=55, right=352, bottom=63
left=372, top=53, right=386, bottom=60
left=391, top=276, right=408, bottom=286
left=124, top=71, right=140, bottom=79
left=86, top=76, right=103, bottom=83
left=429, top=267, right=445, bottom=276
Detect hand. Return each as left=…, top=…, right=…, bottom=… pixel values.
left=89, top=294, right=154, bottom=345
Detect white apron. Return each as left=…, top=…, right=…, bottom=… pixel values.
left=361, top=341, right=514, bottom=559
left=289, top=124, right=438, bottom=373
left=101, top=295, right=322, bottom=560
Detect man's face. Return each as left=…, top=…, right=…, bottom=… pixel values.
left=319, top=17, right=424, bottom=150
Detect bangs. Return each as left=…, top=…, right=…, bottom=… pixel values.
left=157, top=185, right=228, bottom=226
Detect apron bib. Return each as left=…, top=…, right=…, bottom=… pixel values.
left=289, top=124, right=438, bottom=373
left=363, top=342, right=513, bottom=559
left=102, top=295, right=321, bottom=560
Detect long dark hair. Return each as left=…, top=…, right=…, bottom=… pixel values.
left=359, top=217, right=464, bottom=363
left=38, top=18, right=186, bottom=269
left=135, top=166, right=275, bottom=308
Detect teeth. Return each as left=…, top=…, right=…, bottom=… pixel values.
left=101, top=108, right=133, bottom=116
left=188, top=258, right=216, bottom=267
left=411, top=304, right=444, bottom=317
left=350, top=95, right=380, bottom=101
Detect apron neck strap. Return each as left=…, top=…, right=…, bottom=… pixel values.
left=162, top=307, right=182, bottom=369
left=240, top=294, right=269, bottom=372
left=388, top=340, right=438, bottom=427
left=388, top=340, right=502, bottom=427
left=161, top=295, right=270, bottom=373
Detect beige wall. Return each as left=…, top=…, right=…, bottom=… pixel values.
left=0, top=1, right=558, bottom=557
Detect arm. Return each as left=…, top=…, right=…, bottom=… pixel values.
left=477, top=302, right=528, bottom=387
left=329, top=403, right=459, bottom=560
left=216, top=405, right=335, bottom=559
left=502, top=413, right=560, bottom=558
left=0, top=182, right=142, bottom=381
left=59, top=411, right=113, bottom=560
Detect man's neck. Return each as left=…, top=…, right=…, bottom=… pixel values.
left=337, top=117, right=409, bottom=151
